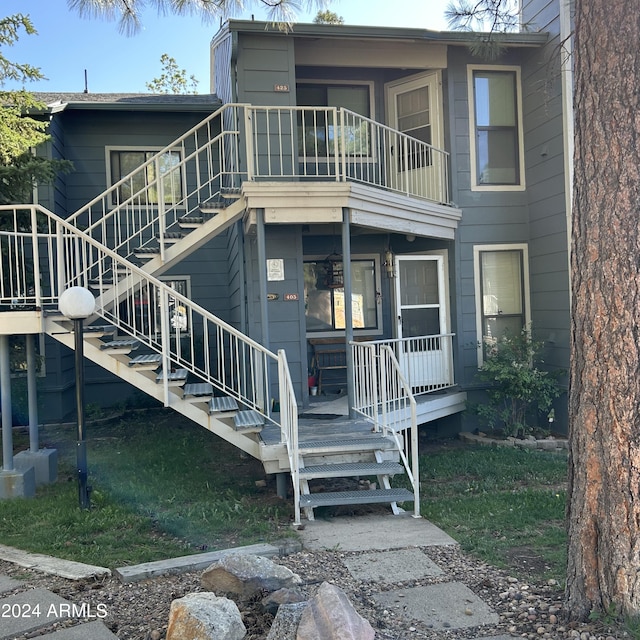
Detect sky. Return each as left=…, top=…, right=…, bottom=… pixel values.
left=2, top=0, right=452, bottom=94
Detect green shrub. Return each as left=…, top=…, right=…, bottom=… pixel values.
left=472, top=328, right=563, bottom=438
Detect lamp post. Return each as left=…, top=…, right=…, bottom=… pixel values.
left=59, top=287, right=95, bottom=509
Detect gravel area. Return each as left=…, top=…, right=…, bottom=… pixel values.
left=0, top=545, right=628, bottom=640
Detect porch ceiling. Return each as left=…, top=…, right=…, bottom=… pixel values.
left=242, top=182, right=462, bottom=240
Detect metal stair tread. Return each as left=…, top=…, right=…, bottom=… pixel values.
left=300, top=488, right=414, bottom=508
left=156, top=368, right=189, bottom=383
left=299, top=461, right=404, bottom=479
left=100, top=339, right=139, bottom=351
left=299, top=437, right=397, bottom=453
left=234, top=410, right=264, bottom=429
left=128, top=354, right=163, bottom=367
left=209, top=396, right=239, bottom=413
left=183, top=382, right=214, bottom=397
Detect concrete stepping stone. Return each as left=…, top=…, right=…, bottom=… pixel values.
left=0, top=587, right=72, bottom=640
left=0, top=544, right=110, bottom=580
left=374, top=582, right=499, bottom=631
left=38, top=620, right=118, bottom=639
left=343, top=549, right=443, bottom=584
left=0, top=575, right=20, bottom=594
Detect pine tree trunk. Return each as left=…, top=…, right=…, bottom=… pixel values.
left=567, top=0, right=640, bottom=620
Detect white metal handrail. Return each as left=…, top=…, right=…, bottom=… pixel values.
left=351, top=341, right=420, bottom=518
left=355, top=334, right=456, bottom=396
left=64, top=104, right=247, bottom=261
left=0, top=205, right=289, bottom=436
left=58, top=103, right=449, bottom=266
left=277, top=349, right=301, bottom=525
left=247, top=106, right=451, bottom=204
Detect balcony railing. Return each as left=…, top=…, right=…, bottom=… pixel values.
left=247, top=106, right=450, bottom=204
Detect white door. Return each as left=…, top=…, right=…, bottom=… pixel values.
left=386, top=72, right=445, bottom=202
left=394, top=255, right=450, bottom=389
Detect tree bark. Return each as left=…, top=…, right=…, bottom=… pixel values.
left=567, top=0, right=640, bottom=620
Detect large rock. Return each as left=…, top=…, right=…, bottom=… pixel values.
left=262, top=587, right=308, bottom=615
left=201, top=553, right=302, bottom=598
left=166, top=592, right=246, bottom=640
left=266, top=602, right=308, bottom=640
left=296, top=582, right=375, bottom=640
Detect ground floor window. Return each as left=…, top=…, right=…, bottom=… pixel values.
left=474, top=244, right=530, bottom=365
left=304, top=256, right=380, bottom=334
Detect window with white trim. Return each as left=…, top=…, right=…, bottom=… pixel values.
left=468, top=66, right=524, bottom=190
left=107, top=147, right=183, bottom=206
left=474, top=245, right=531, bottom=364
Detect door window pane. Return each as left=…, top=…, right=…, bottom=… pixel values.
left=399, top=260, right=439, bottom=306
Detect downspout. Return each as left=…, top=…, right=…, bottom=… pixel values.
left=560, top=0, right=574, bottom=303
left=256, top=209, right=270, bottom=351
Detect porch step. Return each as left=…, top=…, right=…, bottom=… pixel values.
left=299, top=488, right=414, bottom=509
left=299, top=437, right=396, bottom=455
left=299, top=461, right=404, bottom=480
left=234, top=410, right=264, bottom=431
left=156, top=368, right=189, bottom=386
left=100, top=338, right=139, bottom=353
left=128, top=354, right=163, bottom=369
left=183, top=383, right=214, bottom=399
left=209, top=396, right=239, bottom=413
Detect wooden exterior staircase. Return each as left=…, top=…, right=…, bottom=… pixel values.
left=0, top=101, right=453, bottom=522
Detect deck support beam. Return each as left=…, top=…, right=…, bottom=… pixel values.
left=276, top=472, right=287, bottom=499
left=342, top=209, right=356, bottom=419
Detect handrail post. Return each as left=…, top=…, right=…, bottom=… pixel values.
left=337, top=107, right=345, bottom=181
left=156, top=157, right=166, bottom=264
left=244, top=106, right=254, bottom=181
left=410, top=398, right=420, bottom=517
left=159, top=288, right=170, bottom=407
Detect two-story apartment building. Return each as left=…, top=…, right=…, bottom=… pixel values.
left=0, top=8, right=571, bottom=513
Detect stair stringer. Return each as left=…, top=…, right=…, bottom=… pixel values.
left=44, top=317, right=262, bottom=460
left=139, top=197, right=246, bottom=278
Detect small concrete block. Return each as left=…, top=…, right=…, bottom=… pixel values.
left=38, top=621, right=119, bottom=639
left=374, top=582, right=499, bottom=630
left=343, top=549, right=443, bottom=583
left=0, top=544, right=111, bottom=581
left=0, top=575, right=21, bottom=594
left=14, top=448, right=58, bottom=485
left=0, top=466, right=35, bottom=499
left=114, top=541, right=296, bottom=583
left=0, top=588, right=72, bottom=640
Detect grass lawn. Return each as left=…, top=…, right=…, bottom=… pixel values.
left=0, top=408, right=295, bottom=567
left=0, top=409, right=567, bottom=583
left=419, top=442, right=567, bottom=583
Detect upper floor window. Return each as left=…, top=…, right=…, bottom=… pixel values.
left=296, top=82, right=373, bottom=157
left=107, top=147, right=183, bottom=206
left=474, top=244, right=531, bottom=365
left=468, top=66, right=525, bottom=190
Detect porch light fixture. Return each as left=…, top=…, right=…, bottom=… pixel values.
left=59, top=286, right=96, bottom=510
left=324, top=251, right=344, bottom=289
left=384, top=249, right=395, bottom=278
